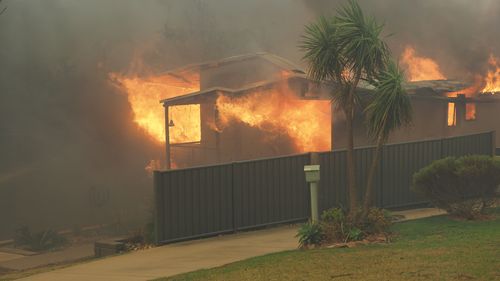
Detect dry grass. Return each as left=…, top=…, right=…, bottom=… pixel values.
left=158, top=209, right=500, bottom=281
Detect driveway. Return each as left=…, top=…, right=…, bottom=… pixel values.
left=19, top=225, right=298, bottom=281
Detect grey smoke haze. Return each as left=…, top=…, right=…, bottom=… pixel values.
left=303, top=0, right=500, bottom=79
left=0, top=0, right=498, bottom=238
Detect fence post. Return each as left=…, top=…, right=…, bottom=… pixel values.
left=153, top=171, right=164, bottom=245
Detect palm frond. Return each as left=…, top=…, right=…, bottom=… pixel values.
left=299, top=16, right=343, bottom=83
left=365, top=60, right=412, bottom=141
left=335, top=0, right=390, bottom=81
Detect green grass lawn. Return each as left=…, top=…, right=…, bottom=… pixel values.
left=158, top=210, right=500, bottom=281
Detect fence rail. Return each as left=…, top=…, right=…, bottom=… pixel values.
left=154, top=132, right=495, bottom=244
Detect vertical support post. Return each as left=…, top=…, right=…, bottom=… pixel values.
left=310, top=182, right=319, bottom=222
left=214, top=104, right=221, bottom=164
left=164, top=103, right=171, bottom=170
left=456, top=94, right=466, bottom=128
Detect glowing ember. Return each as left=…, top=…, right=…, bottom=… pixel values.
left=401, top=46, right=447, bottom=82
left=481, top=54, right=500, bottom=94
left=216, top=84, right=331, bottom=152
left=465, top=103, right=476, bottom=121
left=110, top=73, right=199, bottom=143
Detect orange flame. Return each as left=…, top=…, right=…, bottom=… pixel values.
left=481, top=54, right=500, bottom=94
left=447, top=102, right=456, bottom=127
left=216, top=84, right=331, bottom=152
left=465, top=103, right=476, bottom=121
left=110, top=73, right=200, bottom=143
left=401, top=46, right=447, bottom=82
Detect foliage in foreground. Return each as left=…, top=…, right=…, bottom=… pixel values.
left=14, top=227, right=67, bottom=252
left=413, top=155, right=500, bottom=219
left=296, top=207, right=393, bottom=248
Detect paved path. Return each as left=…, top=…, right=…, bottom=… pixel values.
left=19, top=225, right=298, bottom=281
left=18, top=208, right=444, bottom=281
left=0, top=244, right=94, bottom=272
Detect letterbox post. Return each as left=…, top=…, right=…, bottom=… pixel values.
left=304, top=164, right=320, bottom=222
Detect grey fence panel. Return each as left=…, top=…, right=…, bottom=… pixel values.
left=233, top=154, right=310, bottom=230
left=381, top=139, right=442, bottom=208
left=318, top=150, right=347, bottom=212
left=442, top=132, right=494, bottom=157
left=318, top=148, right=380, bottom=212
left=155, top=132, right=495, bottom=244
left=497, top=148, right=500, bottom=156
left=155, top=164, right=234, bottom=243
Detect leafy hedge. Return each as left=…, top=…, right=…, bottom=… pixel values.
left=412, top=155, right=500, bottom=219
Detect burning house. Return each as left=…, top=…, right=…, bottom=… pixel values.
left=159, top=53, right=333, bottom=168
left=113, top=51, right=499, bottom=169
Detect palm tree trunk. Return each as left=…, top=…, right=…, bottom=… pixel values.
left=362, top=136, right=384, bottom=215
left=346, top=74, right=362, bottom=215
left=345, top=101, right=357, bottom=214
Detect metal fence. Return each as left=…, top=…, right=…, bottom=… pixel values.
left=154, top=132, right=495, bottom=244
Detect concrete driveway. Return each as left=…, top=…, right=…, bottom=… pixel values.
left=19, top=225, right=299, bottom=281
left=17, top=207, right=445, bottom=281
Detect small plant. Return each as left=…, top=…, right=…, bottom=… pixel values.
left=296, top=221, right=324, bottom=249
left=14, top=227, right=67, bottom=252
left=413, top=155, right=500, bottom=219
left=319, top=207, right=393, bottom=245
left=347, top=227, right=363, bottom=241
left=321, top=208, right=347, bottom=242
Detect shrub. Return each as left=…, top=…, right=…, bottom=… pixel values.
left=296, top=222, right=324, bottom=248
left=413, top=155, right=500, bottom=219
left=319, top=207, right=393, bottom=244
left=363, top=208, right=393, bottom=234
left=14, top=227, right=67, bottom=252
left=320, top=208, right=348, bottom=242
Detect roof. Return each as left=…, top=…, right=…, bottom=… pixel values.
left=158, top=52, right=496, bottom=106
left=161, top=75, right=311, bottom=106
left=159, top=52, right=305, bottom=88
left=403, top=80, right=471, bottom=93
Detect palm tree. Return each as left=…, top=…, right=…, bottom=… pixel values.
left=362, top=61, right=412, bottom=214
left=301, top=0, right=390, bottom=214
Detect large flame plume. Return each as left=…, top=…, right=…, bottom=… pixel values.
left=110, top=73, right=200, bottom=144
left=400, top=46, right=447, bottom=82
left=216, top=85, right=331, bottom=152
left=481, top=54, right=500, bottom=94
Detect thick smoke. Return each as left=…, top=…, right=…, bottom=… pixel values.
left=302, top=0, right=500, bottom=80
left=0, top=0, right=498, bottom=239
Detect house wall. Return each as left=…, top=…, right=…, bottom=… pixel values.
left=332, top=97, right=500, bottom=150
left=456, top=100, right=500, bottom=147
left=169, top=93, right=300, bottom=168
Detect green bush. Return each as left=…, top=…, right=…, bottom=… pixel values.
left=319, top=207, right=393, bottom=244
left=14, top=227, right=67, bottom=252
left=413, top=155, right=500, bottom=219
left=296, top=222, right=324, bottom=248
